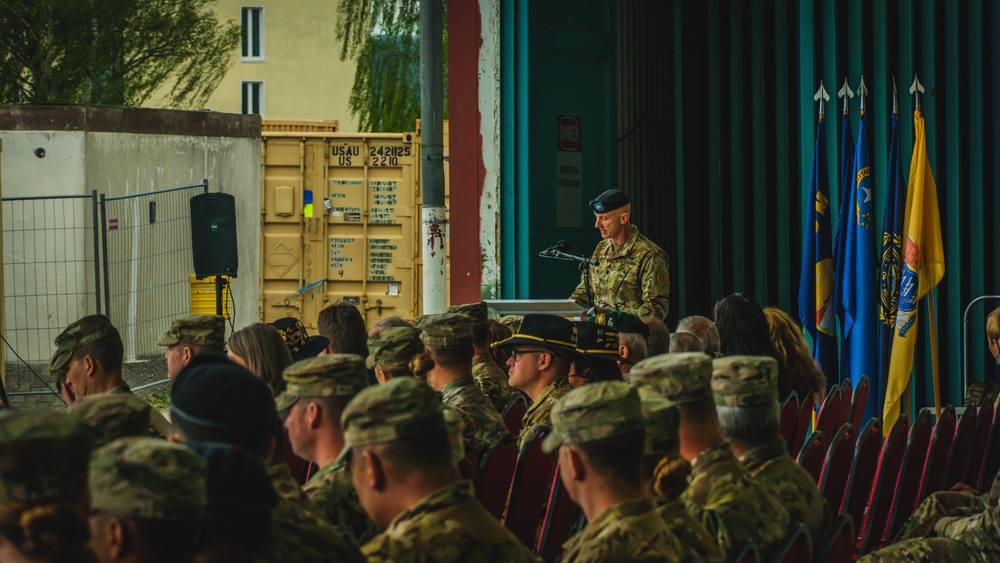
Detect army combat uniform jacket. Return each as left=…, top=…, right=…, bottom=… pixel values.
left=440, top=376, right=508, bottom=454
left=472, top=352, right=514, bottom=413
left=562, top=497, right=684, bottom=562
left=518, top=377, right=573, bottom=450
left=740, top=436, right=832, bottom=542
left=303, top=458, right=377, bottom=546
left=682, top=442, right=790, bottom=559
left=362, top=480, right=541, bottom=562
left=570, top=226, right=670, bottom=319
left=655, top=496, right=724, bottom=563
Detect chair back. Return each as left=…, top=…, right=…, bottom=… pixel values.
left=964, top=402, right=994, bottom=487
left=501, top=392, right=528, bottom=438
left=916, top=405, right=957, bottom=501
left=503, top=424, right=557, bottom=547
left=842, top=418, right=883, bottom=531
left=779, top=392, right=800, bottom=447
left=725, top=539, right=760, bottom=563
left=856, top=416, right=909, bottom=556
left=884, top=410, right=934, bottom=543
left=836, top=380, right=853, bottom=430
left=848, top=376, right=870, bottom=432
left=536, top=462, right=582, bottom=562
left=767, top=522, right=811, bottom=563
left=790, top=392, right=816, bottom=458
left=942, top=406, right=978, bottom=489
left=796, top=430, right=826, bottom=484
left=977, top=404, right=1000, bottom=491
left=475, top=432, right=518, bottom=520
left=816, top=387, right=843, bottom=444
left=818, top=423, right=857, bottom=513
left=812, top=513, right=854, bottom=563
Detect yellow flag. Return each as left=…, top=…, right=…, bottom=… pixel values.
left=882, top=110, right=945, bottom=433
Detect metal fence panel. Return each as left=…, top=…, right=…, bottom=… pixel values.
left=102, top=182, right=207, bottom=361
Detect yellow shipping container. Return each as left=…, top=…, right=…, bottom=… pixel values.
left=190, top=275, right=233, bottom=318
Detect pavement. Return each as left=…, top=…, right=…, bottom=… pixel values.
left=2, top=357, right=171, bottom=410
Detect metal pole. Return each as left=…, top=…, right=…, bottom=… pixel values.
left=91, top=190, right=102, bottom=313
left=100, top=194, right=111, bottom=317
left=420, top=0, right=447, bottom=314
left=962, top=295, right=1000, bottom=398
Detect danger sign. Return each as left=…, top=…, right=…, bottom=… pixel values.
left=108, top=218, right=119, bottom=230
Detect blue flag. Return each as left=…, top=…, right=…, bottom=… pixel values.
left=798, top=116, right=839, bottom=383
left=878, top=108, right=906, bottom=413
left=841, top=111, right=879, bottom=421
left=832, top=110, right=855, bottom=386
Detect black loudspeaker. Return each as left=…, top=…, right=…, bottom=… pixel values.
left=191, top=192, right=239, bottom=277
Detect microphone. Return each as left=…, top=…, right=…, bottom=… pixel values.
left=539, top=240, right=570, bottom=257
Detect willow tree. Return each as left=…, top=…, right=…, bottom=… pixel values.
left=0, top=0, right=239, bottom=108
left=336, top=0, right=448, bottom=132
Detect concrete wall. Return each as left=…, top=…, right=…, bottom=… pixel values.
left=0, top=106, right=260, bottom=363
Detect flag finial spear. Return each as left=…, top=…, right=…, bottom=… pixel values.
left=892, top=76, right=898, bottom=114
left=814, top=81, right=831, bottom=118
left=910, top=74, right=925, bottom=111
left=838, top=79, right=854, bottom=115
left=856, top=75, right=869, bottom=114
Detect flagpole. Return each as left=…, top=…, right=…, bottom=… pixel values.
left=928, top=291, right=941, bottom=420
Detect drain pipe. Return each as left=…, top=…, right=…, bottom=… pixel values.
left=420, top=0, right=447, bottom=314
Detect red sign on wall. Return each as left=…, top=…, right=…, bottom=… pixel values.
left=557, top=114, right=582, bottom=152
left=108, top=218, right=119, bottom=230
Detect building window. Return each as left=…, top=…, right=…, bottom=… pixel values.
left=241, top=7, right=264, bottom=60
left=242, top=81, right=264, bottom=115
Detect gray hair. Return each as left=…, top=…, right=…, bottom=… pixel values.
left=620, top=331, right=648, bottom=364
left=669, top=332, right=704, bottom=353
left=716, top=403, right=780, bottom=445
left=676, top=315, right=720, bottom=357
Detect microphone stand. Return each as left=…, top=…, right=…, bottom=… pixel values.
left=580, top=261, right=594, bottom=310
left=540, top=248, right=600, bottom=310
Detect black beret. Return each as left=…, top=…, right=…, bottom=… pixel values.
left=589, top=189, right=629, bottom=213
left=186, top=441, right=278, bottom=511
left=171, top=356, right=280, bottom=437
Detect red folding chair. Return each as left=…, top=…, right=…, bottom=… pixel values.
left=841, top=418, right=883, bottom=532
left=848, top=376, right=870, bottom=432
left=501, top=392, right=528, bottom=438
left=796, top=430, right=826, bottom=484
left=818, top=423, right=856, bottom=514
left=475, top=432, right=518, bottom=520
left=726, top=539, right=760, bottom=563
left=916, top=405, right=957, bottom=502
left=768, top=522, right=811, bottom=563
left=883, top=410, right=933, bottom=543
left=942, top=406, right=978, bottom=489
left=779, top=391, right=800, bottom=447
left=536, top=462, right=582, bottom=562
left=964, top=403, right=994, bottom=487
left=503, top=424, right=557, bottom=548
left=812, top=513, right=854, bottom=563
left=836, top=379, right=853, bottom=429
left=856, top=416, right=909, bottom=557
left=790, top=392, right=816, bottom=459
left=816, top=387, right=842, bottom=443
left=977, top=403, right=1000, bottom=491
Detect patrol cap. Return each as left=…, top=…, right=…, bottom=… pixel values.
left=275, top=354, right=368, bottom=412
left=711, top=355, right=779, bottom=407
left=630, top=352, right=714, bottom=404
left=49, top=314, right=121, bottom=377
left=270, top=317, right=329, bottom=362
left=157, top=314, right=225, bottom=347
left=638, top=387, right=680, bottom=457
left=541, top=381, right=644, bottom=453
left=337, top=376, right=446, bottom=463
left=367, top=326, right=423, bottom=370
left=498, top=315, right=523, bottom=333
left=418, top=313, right=474, bottom=347
left=493, top=314, right=579, bottom=358
left=0, top=410, right=94, bottom=502
left=589, top=189, right=629, bottom=214
left=447, top=302, right=490, bottom=329
left=69, top=393, right=152, bottom=447
left=589, top=311, right=649, bottom=337
left=575, top=321, right=626, bottom=363
left=89, top=437, right=207, bottom=520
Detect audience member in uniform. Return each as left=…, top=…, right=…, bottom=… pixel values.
left=762, top=307, right=827, bottom=402
left=675, top=315, right=721, bottom=357
left=570, top=317, right=628, bottom=388
left=69, top=393, right=155, bottom=446
left=450, top=302, right=514, bottom=413
left=0, top=411, right=96, bottom=563
left=367, top=327, right=432, bottom=382
left=367, top=316, right=413, bottom=339
left=487, top=319, right=514, bottom=372
left=270, top=317, right=329, bottom=363
left=228, top=322, right=294, bottom=395
left=318, top=302, right=369, bottom=357
left=158, top=314, right=226, bottom=380
left=642, top=316, right=671, bottom=357
left=669, top=332, right=705, bottom=353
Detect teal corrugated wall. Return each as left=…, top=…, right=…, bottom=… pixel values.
left=615, top=0, right=1000, bottom=411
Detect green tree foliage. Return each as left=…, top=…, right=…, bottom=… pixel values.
left=0, top=0, right=239, bottom=108
left=336, top=0, right=448, bottom=132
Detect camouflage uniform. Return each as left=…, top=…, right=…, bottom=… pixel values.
left=632, top=353, right=790, bottom=559
left=543, top=382, right=684, bottom=562
left=337, top=377, right=539, bottom=562
left=570, top=226, right=670, bottom=319
left=267, top=462, right=366, bottom=563
left=420, top=313, right=508, bottom=453
left=712, top=356, right=832, bottom=542
left=68, top=392, right=155, bottom=446
left=472, top=352, right=514, bottom=413
left=857, top=537, right=988, bottom=563
left=367, top=326, right=424, bottom=376
left=157, top=314, right=226, bottom=347
left=520, top=377, right=573, bottom=449
left=277, top=354, right=377, bottom=546
left=655, top=497, right=724, bottom=563
left=896, top=483, right=994, bottom=541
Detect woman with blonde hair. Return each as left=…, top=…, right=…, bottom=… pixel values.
left=763, top=307, right=827, bottom=403
left=227, top=323, right=294, bottom=396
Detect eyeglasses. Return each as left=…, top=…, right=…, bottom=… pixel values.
left=510, top=349, right=550, bottom=362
